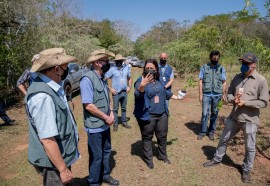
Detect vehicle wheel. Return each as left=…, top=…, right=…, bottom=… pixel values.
left=65, top=84, right=72, bottom=101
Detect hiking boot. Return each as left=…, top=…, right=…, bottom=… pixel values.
left=209, top=133, right=215, bottom=140
left=113, top=125, right=118, bottom=132
left=241, top=171, right=251, bottom=183
left=103, top=176, right=119, bottom=186
left=197, top=133, right=205, bottom=140
left=122, top=122, right=131, bottom=129
left=203, top=159, right=220, bottom=167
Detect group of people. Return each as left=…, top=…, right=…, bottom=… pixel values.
left=21, top=47, right=269, bottom=186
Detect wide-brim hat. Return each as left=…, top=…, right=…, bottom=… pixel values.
left=115, top=54, right=126, bottom=61
left=239, top=53, right=258, bottom=63
left=31, top=54, right=77, bottom=72
left=40, top=48, right=66, bottom=55
left=87, top=49, right=115, bottom=63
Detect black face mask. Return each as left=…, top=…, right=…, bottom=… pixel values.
left=59, top=66, right=69, bottom=80
left=101, top=63, right=110, bottom=73
left=144, top=69, right=156, bottom=76
left=160, top=59, right=167, bottom=65
left=211, top=60, right=218, bottom=65
left=115, top=61, right=122, bottom=68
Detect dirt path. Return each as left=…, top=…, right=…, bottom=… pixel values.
left=0, top=67, right=269, bottom=185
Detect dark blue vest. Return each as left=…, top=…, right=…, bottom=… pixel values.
left=159, top=64, right=173, bottom=94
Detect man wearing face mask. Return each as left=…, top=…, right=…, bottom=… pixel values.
left=80, top=49, right=119, bottom=186
left=198, top=50, right=227, bottom=140
left=158, top=52, right=174, bottom=106
left=25, top=48, right=80, bottom=185
left=203, top=53, right=269, bottom=183
left=105, top=54, right=132, bottom=132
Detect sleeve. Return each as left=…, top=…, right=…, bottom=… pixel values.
left=222, top=67, right=226, bottom=81
left=17, top=69, right=30, bottom=87
left=166, top=90, right=173, bottom=100
left=27, top=93, right=59, bottom=139
left=199, top=67, right=204, bottom=79
left=170, top=69, right=174, bottom=79
left=127, top=67, right=131, bottom=78
left=105, top=68, right=113, bottom=79
left=227, top=76, right=236, bottom=103
left=245, top=78, right=269, bottom=108
left=134, top=79, right=144, bottom=98
left=80, top=77, right=94, bottom=104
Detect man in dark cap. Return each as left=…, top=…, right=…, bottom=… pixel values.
left=203, top=53, right=269, bottom=183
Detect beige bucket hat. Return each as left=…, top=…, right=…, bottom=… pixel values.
left=115, top=54, right=126, bottom=61
left=30, top=48, right=77, bottom=72
left=40, top=48, right=66, bottom=55
left=87, top=49, right=115, bottom=63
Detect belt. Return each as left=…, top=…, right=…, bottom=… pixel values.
left=118, top=90, right=126, bottom=94
left=149, top=112, right=165, bottom=117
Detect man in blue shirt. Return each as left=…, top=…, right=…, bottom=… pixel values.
left=25, top=48, right=79, bottom=185
left=158, top=52, right=174, bottom=106
left=105, top=54, right=132, bottom=132
left=80, top=49, right=119, bottom=186
left=198, top=50, right=227, bottom=140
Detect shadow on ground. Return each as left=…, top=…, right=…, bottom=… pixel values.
left=131, top=138, right=178, bottom=163
left=185, top=121, right=201, bottom=135
left=202, top=145, right=242, bottom=174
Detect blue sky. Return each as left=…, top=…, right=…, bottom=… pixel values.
left=79, top=0, right=267, bottom=39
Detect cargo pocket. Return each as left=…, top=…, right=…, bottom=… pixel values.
left=245, top=122, right=258, bottom=134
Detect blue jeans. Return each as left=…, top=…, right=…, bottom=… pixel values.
left=87, top=128, right=111, bottom=185
left=0, top=101, right=11, bottom=123
left=200, top=95, right=221, bottom=134
left=112, top=91, right=127, bottom=125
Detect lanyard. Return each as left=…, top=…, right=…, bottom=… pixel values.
left=161, top=66, right=167, bottom=76
left=151, top=81, right=159, bottom=96
left=241, top=77, right=250, bottom=88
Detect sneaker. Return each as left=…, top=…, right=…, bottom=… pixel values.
left=103, top=176, right=119, bottom=186
left=241, top=171, right=251, bottom=183
left=113, top=125, right=118, bottom=132
left=203, top=159, right=220, bottom=167
left=197, top=133, right=205, bottom=140
left=122, top=122, right=131, bottom=129
left=209, top=133, right=215, bottom=140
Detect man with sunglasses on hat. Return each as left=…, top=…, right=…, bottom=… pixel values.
left=105, top=54, right=132, bottom=132
left=25, top=48, right=79, bottom=185
left=80, top=49, right=119, bottom=186
left=203, top=53, right=269, bottom=183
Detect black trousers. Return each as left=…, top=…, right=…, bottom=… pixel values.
left=137, top=113, right=168, bottom=165
left=35, top=166, right=72, bottom=186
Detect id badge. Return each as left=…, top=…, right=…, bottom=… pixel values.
left=238, top=88, right=244, bottom=95
left=163, top=77, right=166, bottom=81
left=154, top=95, right=159, bottom=103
